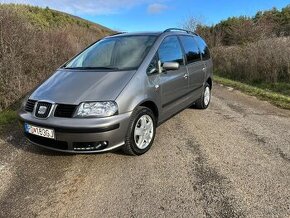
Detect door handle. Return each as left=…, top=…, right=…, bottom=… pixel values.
left=202, top=67, right=207, bottom=72
left=183, top=74, right=188, bottom=79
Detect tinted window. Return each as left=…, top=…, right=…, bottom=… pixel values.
left=158, top=36, right=184, bottom=65
left=65, top=36, right=157, bottom=70
left=194, top=36, right=211, bottom=60
left=180, top=36, right=201, bottom=63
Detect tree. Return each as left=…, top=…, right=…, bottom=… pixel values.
left=181, top=16, right=202, bottom=32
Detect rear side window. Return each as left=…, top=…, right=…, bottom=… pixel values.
left=158, top=36, right=184, bottom=65
left=179, top=36, right=201, bottom=64
left=194, top=36, right=211, bottom=60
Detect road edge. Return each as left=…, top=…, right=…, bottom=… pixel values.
left=214, top=76, right=290, bottom=110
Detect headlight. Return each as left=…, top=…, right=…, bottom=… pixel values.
left=76, top=101, right=118, bottom=118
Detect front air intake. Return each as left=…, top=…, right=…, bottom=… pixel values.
left=73, top=141, right=108, bottom=151
left=54, top=104, right=77, bottom=118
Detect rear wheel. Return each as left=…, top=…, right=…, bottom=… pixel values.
left=195, top=82, right=211, bottom=109
left=122, top=106, right=156, bottom=155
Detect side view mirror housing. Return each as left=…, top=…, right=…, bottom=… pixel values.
left=162, top=62, right=180, bottom=71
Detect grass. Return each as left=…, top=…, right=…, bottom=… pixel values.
left=214, top=76, right=290, bottom=110
left=0, top=110, right=18, bottom=126
left=253, top=82, right=290, bottom=97
left=0, top=4, right=89, bottom=28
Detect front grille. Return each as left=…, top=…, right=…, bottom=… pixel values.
left=25, top=133, right=68, bottom=150
left=35, top=102, right=52, bottom=118
left=25, top=99, right=36, bottom=112
left=54, top=104, right=77, bottom=118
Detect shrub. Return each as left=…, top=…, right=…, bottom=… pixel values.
left=212, top=37, right=290, bottom=84
left=0, top=5, right=113, bottom=111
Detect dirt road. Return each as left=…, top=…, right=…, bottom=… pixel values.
left=0, top=84, right=289, bottom=217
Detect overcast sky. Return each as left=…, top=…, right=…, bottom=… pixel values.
left=1, top=0, right=289, bottom=31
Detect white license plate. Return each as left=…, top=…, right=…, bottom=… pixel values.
left=25, top=123, right=55, bottom=139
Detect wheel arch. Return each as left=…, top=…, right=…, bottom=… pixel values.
left=206, top=77, right=212, bottom=89
left=138, top=100, right=159, bottom=122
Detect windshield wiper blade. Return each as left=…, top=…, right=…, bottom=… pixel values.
left=64, top=67, right=120, bottom=70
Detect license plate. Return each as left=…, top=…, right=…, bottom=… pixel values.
left=24, top=123, right=55, bottom=139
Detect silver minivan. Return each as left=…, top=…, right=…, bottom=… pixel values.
left=19, top=28, right=213, bottom=155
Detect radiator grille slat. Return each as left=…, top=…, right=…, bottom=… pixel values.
left=25, top=99, right=36, bottom=112
left=54, top=104, right=77, bottom=118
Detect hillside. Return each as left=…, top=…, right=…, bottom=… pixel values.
left=0, top=4, right=114, bottom=111
left=0, top=4, right=113, bottom=32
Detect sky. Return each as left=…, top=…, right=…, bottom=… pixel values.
left=1, top=0, right=289, bottom=31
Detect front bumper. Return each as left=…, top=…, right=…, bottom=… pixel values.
left=18, top=110, right=132, bottom=153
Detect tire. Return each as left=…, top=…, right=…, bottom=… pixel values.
left=122, top=106, right=156, bottom=156
left=194, top=82, right=211, bottom=109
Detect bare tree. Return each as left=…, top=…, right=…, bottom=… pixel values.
left=181, top=16, right=202, bottom=32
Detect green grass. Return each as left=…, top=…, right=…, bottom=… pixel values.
left=214, top=76, right=290, bottom=110
left=252, top=82, right=290, bottom=96
left=0, top=110, right=18, bottom=126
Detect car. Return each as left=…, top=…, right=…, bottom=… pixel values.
left=18, top=28, right=213, bottom=155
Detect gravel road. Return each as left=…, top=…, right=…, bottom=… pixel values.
left=0, top=84, right=289, bottom=218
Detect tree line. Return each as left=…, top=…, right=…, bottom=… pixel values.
left=184, top=5, right=290, bottom=86
left=194, top=5, right=290, bottom=47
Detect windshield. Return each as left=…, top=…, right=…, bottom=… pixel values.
left=64, top=35, right=157, bottom=70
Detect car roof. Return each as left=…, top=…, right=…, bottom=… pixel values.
left=107, top=32, right=162, bottom=38
left=106, top=28, right=198, bottom=38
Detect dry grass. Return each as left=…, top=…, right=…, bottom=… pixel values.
left=0, top=5, right=113, bottom=111
left=212, top=37, right=290, bottom=84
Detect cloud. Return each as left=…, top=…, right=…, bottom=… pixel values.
left=0, top=0, right=157, bottom=15
left=147, top=3, right=168, bottom=14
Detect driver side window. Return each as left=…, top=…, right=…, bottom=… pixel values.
left=158, top=36, right=184, bottom=65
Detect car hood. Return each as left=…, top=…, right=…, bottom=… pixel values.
left=30, top=69, right=136, bottom=104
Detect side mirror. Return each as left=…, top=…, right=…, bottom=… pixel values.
left=162, top=62, right=179, bottom=71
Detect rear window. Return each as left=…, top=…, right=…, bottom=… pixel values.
left=194, top=36, right=211, bottom=60
left=179, top=36, right=201, bottom=64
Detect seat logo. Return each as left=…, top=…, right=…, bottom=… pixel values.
left=38, top=106, right=47, bottom=115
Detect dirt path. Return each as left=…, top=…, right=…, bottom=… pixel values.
left=0, top=84, right=289, bottom=217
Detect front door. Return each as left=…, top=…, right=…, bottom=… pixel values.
left=158, top=36, right=189, bottom=109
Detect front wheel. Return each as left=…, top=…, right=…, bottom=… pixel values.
left=194, top=82, right=211, bottom=109
left=122, top=106, right=156, bottom=155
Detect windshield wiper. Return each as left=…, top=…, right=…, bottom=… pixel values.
left=64, top=67, right=120, bottom=70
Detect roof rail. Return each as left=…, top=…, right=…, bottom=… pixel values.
left=109, top=32, right=127, bottom=36
left=163, top=28, right=198, bottom=36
